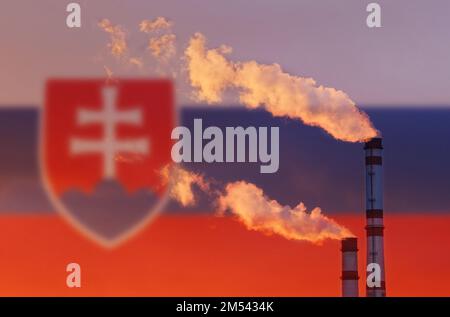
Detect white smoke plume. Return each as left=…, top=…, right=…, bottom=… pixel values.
left=160, top=164, right=209, bottom=207
left=139, top=17, right=172, bottom=33
left=148, top=34, right=176, bottom=61
left=98, top=19, right=128, bottom=58
left=139, top=17, right=177, bottom=63
left=160, top=165, right=352, bottom=243
left=218, top=181, right=353, bottom=243
left=185, top=33, right=378, bottom=142
left=96, top=20, right=358, bottom=243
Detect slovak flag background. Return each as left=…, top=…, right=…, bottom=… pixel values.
left=0, top=79, right=449, bottom=296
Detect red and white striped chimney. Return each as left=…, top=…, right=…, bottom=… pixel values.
left=364, top=137, right=386, bottom=297
left=341, top=237, right=359, bottom=297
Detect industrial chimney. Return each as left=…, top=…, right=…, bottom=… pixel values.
left=364, top=137, right=386, bottom=297
left=341, top=237, right=359, bottom=297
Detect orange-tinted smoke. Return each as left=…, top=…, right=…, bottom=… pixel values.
left=148, top=34, right=176, bottom=61
left=185, top=33, right=378, bottom=142
left=160, top=164, right=209, bottom=207
left=139, top=18, right=176, bottom=63
left=98, top=19, right=128, bottom=58
left=139, top=17, right=172, bottom=33
left=218, top=181, right=353, bottom=243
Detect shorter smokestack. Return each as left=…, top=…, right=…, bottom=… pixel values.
left=341, top=237, right=359, bottom=297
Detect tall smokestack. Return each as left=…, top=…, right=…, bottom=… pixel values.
left=364, top=137, right=386, bottom=297
left=341, top=237, right=359, bottom=297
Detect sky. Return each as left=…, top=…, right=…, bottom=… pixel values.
left=1, top=0, right=450, bottom=106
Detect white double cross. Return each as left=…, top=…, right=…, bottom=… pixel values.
left=70, top=86, right=150, bottom=179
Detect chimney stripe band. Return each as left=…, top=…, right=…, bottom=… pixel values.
left=341, top=237, right=358, bottom=251
left=366, top=227, right=384, bottom=236
left=341, top=271, right=359, bottom=279
left=366, top=209, right=383, bottom=218
left=365, top=156, right=382, bottom=165
left=364, top=138, right=383, bottom=149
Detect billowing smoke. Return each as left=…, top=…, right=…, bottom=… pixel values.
left=185, top=33, right=378, bottom=142
left=148, top=34, right=176, bottom=61
left=218, top=181, right=353, bottom=243
left=96, top=19, right=360, bottom=244
left=160, top=164, right=209, bottom=207
left=97, top=20, right=377, bottom=143
left=159, top=164, right=353, bottom=243
left=98, top=19, right=145, bottom=70
left=139, top=17, right=172, bottom=33
left=139, top=18, right=177, bottom=63
left=98, top=19, right=128, bottom=58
